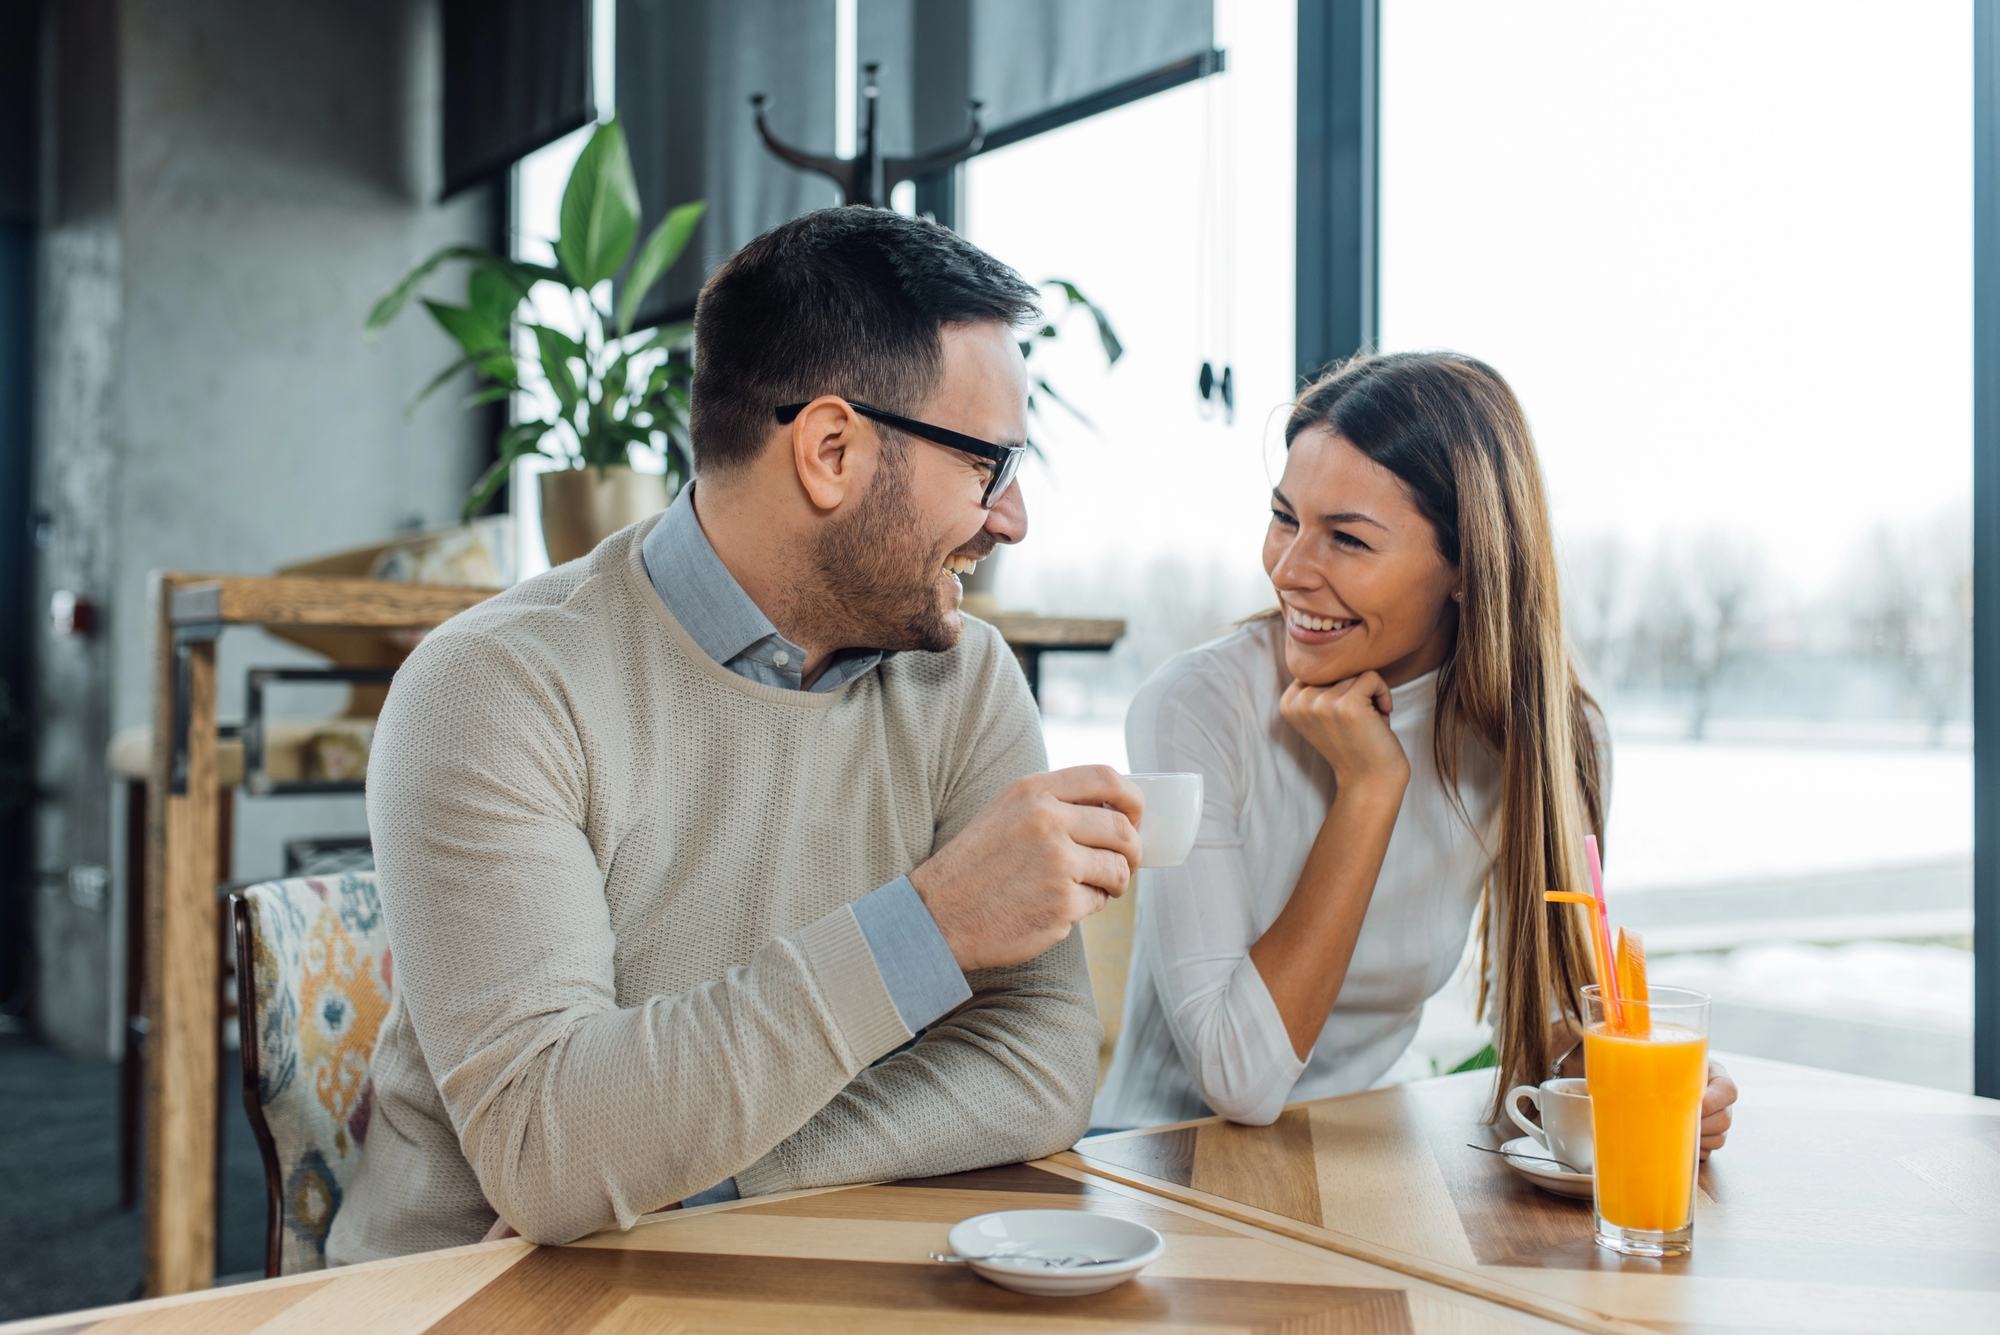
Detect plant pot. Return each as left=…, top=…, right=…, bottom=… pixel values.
left=539, top=466, right=671, bottom=566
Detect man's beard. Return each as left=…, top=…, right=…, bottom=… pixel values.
left=800, top=448, right=994, bottom=654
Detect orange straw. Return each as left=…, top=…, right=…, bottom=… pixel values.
left=1583, top=836, right=1623, bottom=1023
left=1545, top=890, right=1620, bottom=1028
left=1543, top=833, right=1624, bottom=1030
left=1615, top=927, right=1650, bottom=1038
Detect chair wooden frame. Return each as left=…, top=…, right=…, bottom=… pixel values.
left=228, top=892, right=287, bottom=1279
left=144, top=573, right=492, bottom=1296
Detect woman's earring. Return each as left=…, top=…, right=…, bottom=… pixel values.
left=1453, top=590, right=1465, bottom=603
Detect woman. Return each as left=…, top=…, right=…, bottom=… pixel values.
left=1093, top=352, right=1737, bottom=1146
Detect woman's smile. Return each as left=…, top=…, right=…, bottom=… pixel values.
left=1264, top=427, right=1461, bottom=687
left=1283, top=601, right=1362, bottom=644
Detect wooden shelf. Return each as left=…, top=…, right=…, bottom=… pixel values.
left=169, top=575, right=495, bottom=630
left=143, top=572, right=495, bottom=1298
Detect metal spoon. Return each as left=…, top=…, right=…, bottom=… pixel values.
left=929, top=1251, right=1122, bottom=1269
left=1465, top=1142, right=1587, bottom=1175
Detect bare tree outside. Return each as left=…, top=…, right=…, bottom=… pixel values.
left=1682, top=534, right=1768, bottom=740
left=1037, top=510, right=1970, bottom=750
left=1625, top=540, right=1698, bottom=699
left=1004, top=553, right=1273, bottom=710
left=1552, top=523, right=1976, bottom=739
left=1847, top=508, right=1973, bottom=745
left=1563, top=533, right=1633, bottom=694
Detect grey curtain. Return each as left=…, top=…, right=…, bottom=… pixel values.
left=861, top=0, right=1213, bottom=153
left=443, top=0, right=595, bottom=199
left=618, top=0, right=839, bottom=326
left=969, top=0, right=1214, bottom=139
left=618, top=0, right=1212, bottom=324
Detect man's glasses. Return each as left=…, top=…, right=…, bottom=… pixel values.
left=775, top=399, right=1024, bottom=509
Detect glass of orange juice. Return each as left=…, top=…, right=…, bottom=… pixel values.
left=1581, top=983, right=1710, bottom=1257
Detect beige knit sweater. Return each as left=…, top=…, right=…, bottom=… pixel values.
left=325, top=517, right=1099, bottom=1264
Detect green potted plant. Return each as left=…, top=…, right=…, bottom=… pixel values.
left=368, top=118, right=706, bottom=564
left=1022, top=278, right=1124, bottom=451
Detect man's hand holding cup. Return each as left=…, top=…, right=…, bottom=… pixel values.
left=911, top=766, right=1144, bottom=971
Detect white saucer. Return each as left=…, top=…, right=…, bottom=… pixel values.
left=1498, top=1136, right=1595, bottom=1199
left=944, top=1209, right=1165, bottom=1296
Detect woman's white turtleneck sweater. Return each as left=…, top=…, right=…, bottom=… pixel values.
left=1094, top=617, right=1504, bottom=1129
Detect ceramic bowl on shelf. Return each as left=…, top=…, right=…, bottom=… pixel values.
left=941, top=1209, right=1165, bottom=1296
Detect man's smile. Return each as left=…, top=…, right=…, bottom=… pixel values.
left=943, top=554, right=980, bottom=588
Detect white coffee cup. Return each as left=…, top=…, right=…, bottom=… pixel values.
left=1504, top=1077, right=1594, bottom=1173
left=1126, top=773, right=1203, bottom=868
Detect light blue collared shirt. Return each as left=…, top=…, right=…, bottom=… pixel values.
left=641, top=489, right=972, bottom=1205
left=642, top=486, right=890, bottom=693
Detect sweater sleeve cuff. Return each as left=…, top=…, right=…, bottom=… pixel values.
left=849, top=876, right=971, bottom=1032
left=793, top=899, right=912, bottom=1069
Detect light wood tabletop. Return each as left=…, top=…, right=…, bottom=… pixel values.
left=1059, top=1053, right=2000, bottom=1335
left=5, top=1162, right=1595, bottom=1334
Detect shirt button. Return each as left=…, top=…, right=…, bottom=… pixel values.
left=773, top=650, right=790, bottom=666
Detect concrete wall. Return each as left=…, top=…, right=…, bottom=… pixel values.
left=1, top=0, right=46, bottom=1026
left=32, top=0, right=497, bottom=1057
left=33, top=0, right=125, bottom=1059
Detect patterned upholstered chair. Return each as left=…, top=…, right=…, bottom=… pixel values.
left=230, top=872, right=393, bottom=1276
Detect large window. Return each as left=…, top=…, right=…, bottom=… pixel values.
left=965, top=0, right=1297, bottom=769
left=510, top=3, right=1975, bottom=1091
left=962, top=1, right=1296, bottom=1072
left=510, top=0, right=622, bottom=582
left=973, top=2, right=1974, bottom=1090
left=1382, top=1, right=1974, bottom=1088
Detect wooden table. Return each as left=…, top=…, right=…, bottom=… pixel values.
left=8, top=1162, right=1591, bottom=1334
left=1061, top=1053, right=2000, bottom=1334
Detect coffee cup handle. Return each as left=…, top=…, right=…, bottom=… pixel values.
left=1504, top=1085, right=1548, bottom=1148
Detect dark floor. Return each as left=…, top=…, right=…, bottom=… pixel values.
left=0, top=1031, right=267, bottom=1322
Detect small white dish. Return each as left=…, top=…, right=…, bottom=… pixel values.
left=1498, top=1135, right=1595, bottom=1199
left=942, top=1209, right=1165, bottom=1296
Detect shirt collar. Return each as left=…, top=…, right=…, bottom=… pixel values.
left=641, top=485, right=891, bottom=691
left=642, top=485, right=787, bottom=666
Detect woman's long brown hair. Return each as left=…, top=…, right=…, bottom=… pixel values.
left=1283, top=352, right=1605, bottom=1118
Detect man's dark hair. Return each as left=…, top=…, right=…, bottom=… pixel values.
left=690, top=206, right=1041, bottom=475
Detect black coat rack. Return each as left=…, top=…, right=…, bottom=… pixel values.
left=752, top=63, right=984, bottom=208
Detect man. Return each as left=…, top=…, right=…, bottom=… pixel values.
left=326, top=207, right=1143, bottom=1263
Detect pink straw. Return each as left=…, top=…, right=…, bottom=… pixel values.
left=1584, top=835, right=1624, bottom=1028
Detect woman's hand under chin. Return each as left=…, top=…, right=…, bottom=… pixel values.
left=1279, top=670, right=1413, bottom=797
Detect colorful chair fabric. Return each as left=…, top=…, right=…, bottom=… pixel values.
left=231, top=871, right=392, bottom=1276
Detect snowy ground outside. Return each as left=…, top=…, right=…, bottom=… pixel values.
left=1599, top=740, right=1969, bottom=891
left=1043, top=717, right=1970, bottom=890
left=1045, top=710, right=1975, bottom=1091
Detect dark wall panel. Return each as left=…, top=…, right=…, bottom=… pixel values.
left=0, top=0, right=34, bottom=223
left=1, top=1, right=39, bottom=1025
left=443, top=0, right=594, bottom=199
left=1296, top=0, right=1377, bottom=382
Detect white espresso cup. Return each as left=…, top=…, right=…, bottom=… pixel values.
left=1504, top=1076, right=1594, bottom=1173
left=1126, top=772, right=1203, bottom=868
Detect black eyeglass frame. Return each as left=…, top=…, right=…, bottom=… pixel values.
left=775, top=399, right=1024, bottom=508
